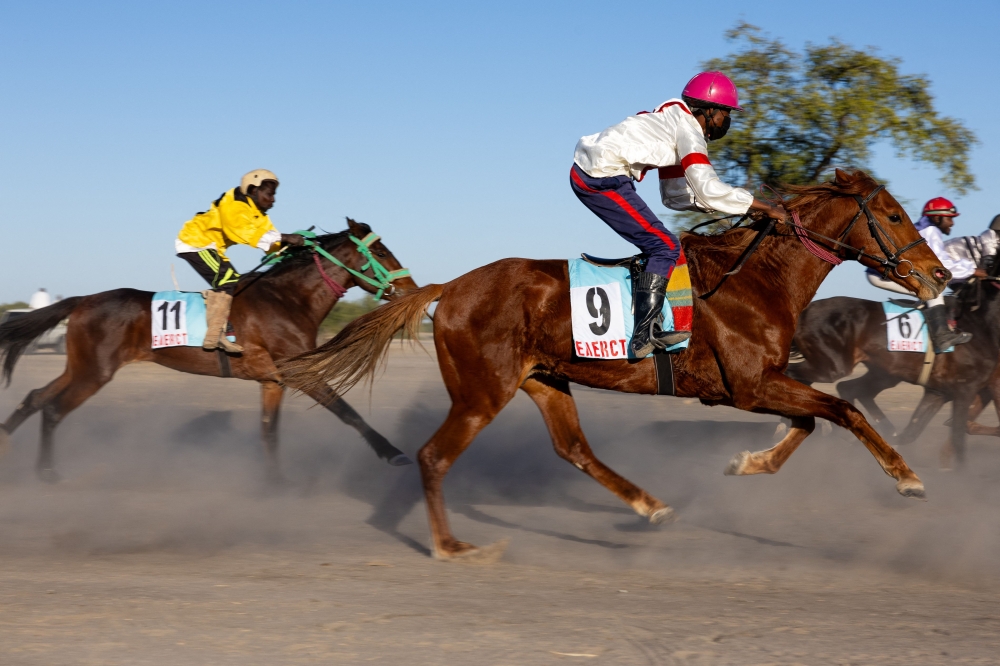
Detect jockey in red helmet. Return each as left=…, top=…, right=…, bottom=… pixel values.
left=571, top=71, right=787, bottom=357
left=868, top=196, right=973, bottom=352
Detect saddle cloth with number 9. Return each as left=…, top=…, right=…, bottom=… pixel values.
left=150, top=291, right=235, bottom=349
left=568, top=258, right=692, bottom=360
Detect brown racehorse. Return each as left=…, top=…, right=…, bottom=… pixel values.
left=280, top=170, right=950, bottom=560
left=787, top=285, right=1000, bottom=467
left=0, top=219, right=418, bottom=483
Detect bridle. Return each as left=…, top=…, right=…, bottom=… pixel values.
left=832, top=184, right=927, bottom=279
left=699, top=182, right=933, bottom=299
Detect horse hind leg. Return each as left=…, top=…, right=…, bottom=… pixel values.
left=898, top=390, right=947, bottom=445
left=417, top=398, right=508, bottom=560
left=0, top=373, right=73, bottom=461
left=37, top=377, right=110, bottom=483
left=520, top=376, right=673, bottom=524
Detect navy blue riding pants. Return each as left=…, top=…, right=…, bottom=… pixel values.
left=570, top=164, right=680, bottom=277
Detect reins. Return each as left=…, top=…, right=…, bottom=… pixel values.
left=234, top=229, right=412, bottom=301
left=698, top=182, right=929, bottom=300
left=300, top=231, right=411, bottom=300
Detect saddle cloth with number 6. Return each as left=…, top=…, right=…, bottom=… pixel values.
left=881, top=301, right=952, bottom=353
left=150, top=291, right=235, bottom=349
left=568, top=258, right=692, bottom=360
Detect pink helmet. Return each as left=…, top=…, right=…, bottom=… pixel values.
left=682, top=71, right=743, bottom=111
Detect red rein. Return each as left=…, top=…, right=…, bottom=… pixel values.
left=790, top=211, right=842, bottom=266
left=313, top=253, right=348, bottom=298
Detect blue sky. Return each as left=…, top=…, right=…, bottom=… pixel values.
left=1, top=0, right=997, bottom=304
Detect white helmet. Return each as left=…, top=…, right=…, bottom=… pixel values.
left=240, top=169, right=279, bottom=195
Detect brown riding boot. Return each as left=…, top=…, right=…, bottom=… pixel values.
left=202, top=290, right=244, bottom=354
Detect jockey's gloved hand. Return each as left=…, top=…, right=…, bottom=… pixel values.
left=749, top=197, right=788, bottom=224
left=281, top=233, right=306, bottom=247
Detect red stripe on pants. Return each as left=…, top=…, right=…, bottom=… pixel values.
left=570, top=168, right=677, bottom=250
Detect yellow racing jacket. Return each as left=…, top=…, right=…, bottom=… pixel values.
left=176, top=188, right=280, bottom=259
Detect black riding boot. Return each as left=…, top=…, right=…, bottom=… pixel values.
left=630, top=272, right=691, bottom=358
left=924, top=303, right=972, bottom=353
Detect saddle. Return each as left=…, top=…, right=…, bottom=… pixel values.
left=581, top=253, right=649, bottom=286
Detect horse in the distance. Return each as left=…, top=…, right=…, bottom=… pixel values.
left=786, top=282, right=1000, bottom=467
left=0, top=219, right=417, bottom=482
left=278, top=169, right=950, bottom=560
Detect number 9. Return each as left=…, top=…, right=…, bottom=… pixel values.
left=586, top=287, right=611, bottom=335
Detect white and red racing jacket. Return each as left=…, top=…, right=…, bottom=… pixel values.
left=573, top=99, right=754, bottom=215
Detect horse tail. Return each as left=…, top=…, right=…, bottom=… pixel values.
left=0, top=297, right=83, bottom=386
left=279, top=284, right=445, bottom=395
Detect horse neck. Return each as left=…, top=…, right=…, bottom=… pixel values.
left=738, top=210, right=842, bottom=320
left=256, top=242, right=363, bottom=324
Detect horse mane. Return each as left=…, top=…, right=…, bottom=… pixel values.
left=241, top=221, right=373, bottom=283
left=680, top=170, right=880, bottom=291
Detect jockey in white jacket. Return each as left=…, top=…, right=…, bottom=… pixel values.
left=571, top=71, right=787, bottom=357
left=868, top=197, right=973, bottom=352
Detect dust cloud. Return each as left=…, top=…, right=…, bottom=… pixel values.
left=0, top=353, right=999, bottom=590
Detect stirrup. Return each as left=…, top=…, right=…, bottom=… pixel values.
left=217, top=337, right=244, bottom=354
left=932, top=330, right=972, bottom=353
left=652, top=330, right=691, bottom=348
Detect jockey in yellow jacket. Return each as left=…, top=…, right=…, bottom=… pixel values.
left=175, top=169, right=304, bottom=353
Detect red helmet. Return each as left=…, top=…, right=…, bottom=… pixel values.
left=922, top=197, right=959, bottom=217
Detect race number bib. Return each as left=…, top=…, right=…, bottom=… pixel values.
left=886, top=309, right=925, bottom=352
left=570, top=283, right=628, bottom=359
left=151, top=298, right=190, bottom=348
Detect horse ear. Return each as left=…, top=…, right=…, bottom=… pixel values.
left=346, top=217, right=362, bottom=234
left=833, top=169, right=852, bottom=185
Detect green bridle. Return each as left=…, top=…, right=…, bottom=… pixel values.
left=291, top=230, right=411, bottom=299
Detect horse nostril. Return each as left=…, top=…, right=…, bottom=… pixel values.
left=933, top=267, right=948, bottom=281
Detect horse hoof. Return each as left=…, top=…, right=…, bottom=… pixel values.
left=649, top=507, right=676, bottom=525
left=724, top=451, right=751, bottom=476
left=435, top=538, right=509, bottom=564
left=387, top=453, right=413, bottom=466
left=37, top=468, right=60, bottom=484
left=896, top=479, right=927, bottom=500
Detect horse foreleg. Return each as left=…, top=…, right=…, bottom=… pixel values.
left=260, top=381, right=285, bottom=483
left=964, top=389, right=996, bottom=436
left=305, top=386, right=411, bottom=465
left=521, top=377, right=673, bottom=523
left=726, top=416, right=815, bottom=476
left=897, top=390, right=947, bottom=445
left=728, top=373, right=924, bottom=499
left=946, top=391, right=975, bottom=469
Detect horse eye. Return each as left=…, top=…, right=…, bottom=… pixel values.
left=376, top=251, right=386, bottom=257
left=888, top=214, right=901, bottom=223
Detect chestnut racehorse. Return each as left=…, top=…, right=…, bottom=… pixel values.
left=280, top=170, right=950, bottom=560
left=0, top=219, right=417, bottom=483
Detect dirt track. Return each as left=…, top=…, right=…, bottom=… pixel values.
left=1, top=350, right=999, bottom=664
